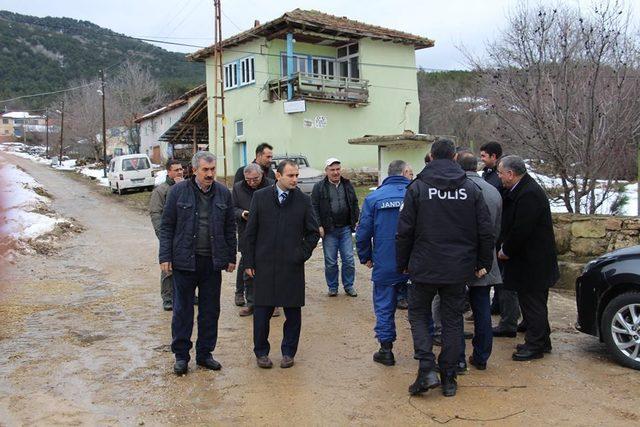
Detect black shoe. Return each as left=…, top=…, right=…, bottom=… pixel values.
left=196, top=356, right=222, bottom=370
left=235, top=293, right=245, bottom=307
left=173, top=359, right=188, bottom=375
left=408, top=369, right=440, bottom=395
left=396, top=299, right=408, bottom=310
left=517, top=321, right=527, bottom=333
left=432, top=334, right=442, bottom=346
left=456, top=361, right=468, bottom=375
left=163, top=301, right=173, bottom=311
left=345, top=287, right=358, bottom=297
left=328, top=289, right=338, bottom=297
left=256, top=356, right=273, bottom=369
left=468, top=355, right=487, bottom=370
left=512, top=348, right=544, bottom=361
left=441, top=372, right=457, bottom=397
left=516, top=343, right=552, bottom=354
left=492, top=328, right=517, bottom=338
left=373, top=342, right=395, bottom=366
left=463, top=330, right=474, bottom=340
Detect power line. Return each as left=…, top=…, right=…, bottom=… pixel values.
left=0, top=81, right=99, bottom=103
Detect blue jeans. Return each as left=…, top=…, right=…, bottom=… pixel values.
left=465, top=286, right=493, bottom=364
left=322, top=226, right=355, bottom=291
left=373, top=282, right=406, bottom=343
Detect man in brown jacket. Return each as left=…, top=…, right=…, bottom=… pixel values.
left=149, top=159, right=183, bottom=310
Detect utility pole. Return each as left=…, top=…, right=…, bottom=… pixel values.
left=45, top=109, right=49, bottom=158
left=58, top=100, right=64, bottom=163
left=213, top=0, right=228, bottom=182
left=100, top=69, right=107, bottom=178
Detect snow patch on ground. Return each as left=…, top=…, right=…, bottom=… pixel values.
left=78, top=166, right=109, bottom=187
left=0, top=162, right=62, bottom=250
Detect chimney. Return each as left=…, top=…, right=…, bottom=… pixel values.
left=254, top=20, right=260, bottom=28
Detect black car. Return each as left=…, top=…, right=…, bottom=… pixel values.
left=576, top=245, right=640, bottom=370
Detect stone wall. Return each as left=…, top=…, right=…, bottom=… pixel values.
left=553, top=214, right=640, bottom=289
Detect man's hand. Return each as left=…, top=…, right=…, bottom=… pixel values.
left=241, top=210, right=249, bottom=221
left=245, top=268, right=255, bottom=278
left=226, top=263, right=236, bottom=273
left=319, top=226, right=325, bottom=238
left=160, top=262, right=172, bottom=273
left=497, top=249, right=509, bottom=261
left=475, top=268, right=487, bottom=279
left=365, top=260, right=373, bottom=269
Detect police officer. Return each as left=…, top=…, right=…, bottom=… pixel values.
left=396, top=139, right=494, bottom=397
left=356, top=160, right=411, bottom=366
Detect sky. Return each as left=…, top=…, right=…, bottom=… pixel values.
left=1, top=0, right=638, bottom=71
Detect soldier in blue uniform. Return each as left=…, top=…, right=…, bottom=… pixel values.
left=356, top=160, right=411, bottom=366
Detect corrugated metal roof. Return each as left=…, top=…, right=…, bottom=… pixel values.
left=188, top=9, right=434, bottom=61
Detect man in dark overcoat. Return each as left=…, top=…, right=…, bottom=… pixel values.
left=243, top=159, right=320, bottom=369
left=231, top=163, right=273, bottom=316
left=497, top=155, right=559, bottom=361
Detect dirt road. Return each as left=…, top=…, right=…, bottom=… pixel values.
left=0, top=152, right=638, bottom=425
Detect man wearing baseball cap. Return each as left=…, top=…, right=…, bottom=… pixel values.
left=311, top=158, right=360, bottom=297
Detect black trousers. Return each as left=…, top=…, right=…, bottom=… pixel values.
left=408, top=282, right=465, bottom=374
left=518, top=288, right=551, bottom=351
left=253, top=306, right=301, bottom=358
left=171, top=256, right=221, bottom=362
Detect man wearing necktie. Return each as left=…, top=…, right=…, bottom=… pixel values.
left=244, top=159, right=320, bottom=369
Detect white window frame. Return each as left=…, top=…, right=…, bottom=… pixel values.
left=337, top=42, right=360, bottom=79
left=224, top=62, right=238, bottom=89
left=239, top=57, right=255, bottom=85
left=235, top=119, right=244, bottom=140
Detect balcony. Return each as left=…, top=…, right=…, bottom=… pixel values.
left=267, top=72, right=369, bottom=106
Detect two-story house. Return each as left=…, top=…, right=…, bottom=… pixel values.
left=188, top=9, right=433, bottom=178
left=1, top=112, right=47, bottom=142
left=135, top=84, right=207, bottom=164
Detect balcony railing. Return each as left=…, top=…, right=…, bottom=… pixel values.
left=267, top=72, right=369, bottom=106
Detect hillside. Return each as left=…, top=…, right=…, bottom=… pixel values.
left=0, top=11, right=204, bottom=107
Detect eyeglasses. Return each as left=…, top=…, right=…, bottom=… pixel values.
left=245, top=176, right=261, bottom=183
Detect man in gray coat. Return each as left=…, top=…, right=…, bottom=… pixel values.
left=457, top=151, right=502, bottom=370
left=149, top=159, right=183, bottom=310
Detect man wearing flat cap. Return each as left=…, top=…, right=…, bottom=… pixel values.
left=311, top=158, right=360, bottom=297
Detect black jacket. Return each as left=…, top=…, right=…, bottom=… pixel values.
left=231, top=176, right=274, bottom=253
left=234, top=161, right=276, bottom=184
left=159, top=177, right=237, bottom=271
left=396, top=159, right=494, bottom=285
left=244, top=185, right=320, bottom=307
left=482, top=166, right=503, bottom=193
left=311, top=176, right=360, bottom=232
left=499, top=173, right=559, bottom=291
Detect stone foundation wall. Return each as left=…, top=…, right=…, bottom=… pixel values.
left=553, top=214, right=640, bottom=289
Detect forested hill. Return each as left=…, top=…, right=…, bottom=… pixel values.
left=0, top=11, right=204, bottom=107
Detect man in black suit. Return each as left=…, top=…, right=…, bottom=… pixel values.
left=244, top=159, right=320, bottom=369
left=497, top=155, right=559, bottom=361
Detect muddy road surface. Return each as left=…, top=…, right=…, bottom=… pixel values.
left=0, top=153, right=638, bottom=425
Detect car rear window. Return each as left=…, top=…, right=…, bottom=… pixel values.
left=122, top=157, right=150, bottom=171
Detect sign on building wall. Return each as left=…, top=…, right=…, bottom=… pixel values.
left=284, top=100, right=306, bottom=114
left=303, top=116, right=328, bottom=129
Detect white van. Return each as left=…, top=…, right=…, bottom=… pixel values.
left=108, top=154, right=155, bottom=195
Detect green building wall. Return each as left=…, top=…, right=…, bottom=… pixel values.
left=205, top=37, right=422, bottom=177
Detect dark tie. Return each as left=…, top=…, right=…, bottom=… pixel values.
left=280, top=192, right=288, bottom=204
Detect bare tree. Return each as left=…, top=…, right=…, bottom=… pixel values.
left=109, top=60, right=166, bottom=152
left=59, top=60, right=166, bottom=160
left=470, top=1, right=640, bottom=214
left=418, top=71, right=497, bottom=150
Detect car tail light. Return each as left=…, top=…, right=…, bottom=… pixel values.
left=119, top=174, right=124, bottom=180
